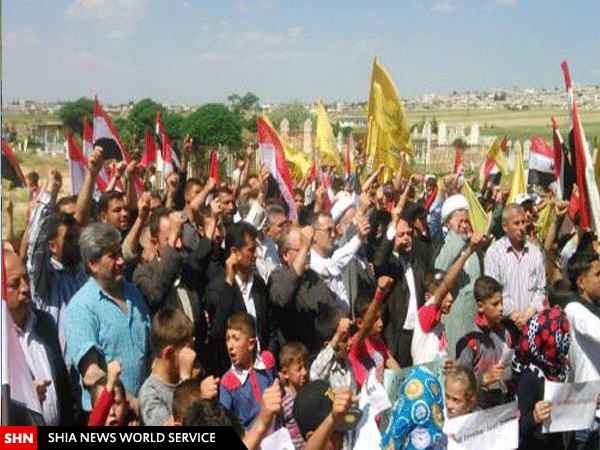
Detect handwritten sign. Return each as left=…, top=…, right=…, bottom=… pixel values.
left=444, top=401, right=519, bottom=450
left=543, top=380, right=600, bottom=433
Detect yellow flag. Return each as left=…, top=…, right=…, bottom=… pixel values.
left=534, top=201, right=555, bottom=243
left=594, top=146, right=600, bottom=197
left=316, top=99, right=342, bottom=169
left=486, top=137, right=507, bottom=174
left=508, top=141, right=526, bottom=204
left=462, top=181, right=490, bottom=235
left=284, top=144, right=311, bottom=182
left=365, top=57, right=412, bottom=181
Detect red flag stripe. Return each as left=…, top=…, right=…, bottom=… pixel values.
left=1, top=139, right=27, bottom=187
left=257, top=117, right=298, bottom=221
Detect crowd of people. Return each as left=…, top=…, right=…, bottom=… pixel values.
left=3, top=135, right=600, bottom=450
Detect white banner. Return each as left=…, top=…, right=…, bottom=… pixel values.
left=543, top=380, right=600, bottom=433
left=444, top=401, right=519, bottom=450
left=354, top=369, right=391, bottom=450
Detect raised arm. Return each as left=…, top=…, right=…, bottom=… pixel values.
left=355, top=276, right=393, bottom=348
left=104, top=160, right=127, bottom=194
left=74, top=146, right=103, bottom=226
left=123, top=160, right=139, bottom=209
left=433, top=233, right=484, bottom=308
left=122, top=192, right=151, bottom=261
left=292, top=226, right=314, bottom=277
left=361, top=163, right=384, bottom=193
left=174, top=134, right=192, bottom=210
left=189, top=177, right=216, bottom=214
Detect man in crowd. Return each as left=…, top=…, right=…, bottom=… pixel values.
left=374, top=216, right=427, bottom=367
left=435, top=194, right=482, bottom=355
left=205, top=221, right=273, bottom=375
left=484, top=203, right=546, bottom=328
left=64, top=222, right=151, bottom=414
left=4, top=250, right=74, bottom=425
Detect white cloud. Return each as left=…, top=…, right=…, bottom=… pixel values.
left=3, top=29, right=40, bottom=51
left=64, top=0, right=147, bottom=38
left=431, top=0, right=454, bottom=12
left=232, top=27, right=303, bottom=49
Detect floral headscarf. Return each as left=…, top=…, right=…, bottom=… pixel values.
left=381, top=366, right=446, bottom=450
left=514, top=307, right=570, bottom=382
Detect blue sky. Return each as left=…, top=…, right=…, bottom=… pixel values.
left=2, top=0, right=599, bottom=104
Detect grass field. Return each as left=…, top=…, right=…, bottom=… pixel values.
left=2, top=150, right=70, bottom=239
left=404, top=108, right=600, bottom=142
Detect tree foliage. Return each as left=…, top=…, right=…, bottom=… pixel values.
left=228, top=92, right=259, bottom=113
left=127, top=98, right=165, bottom=137
left=268, top=101, right=314, bottom=133
left=58, top=97, right=94, bottom=136
left=181, top=103, right=242, bottom=150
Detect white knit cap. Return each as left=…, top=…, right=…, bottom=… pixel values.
left=331, top=193, right=357, bottom=224
left=441, top=194, right=469, bottom=224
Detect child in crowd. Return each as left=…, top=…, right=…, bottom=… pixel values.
left=412, top=233, right=485, bottom=365
left=187, top=380, right=282, bottom=450
left=219, top=312, right=277, bottom=430
left=455, top=275, right=516, bottom=409
left=279, top=342, right=309, bottom=450
left=138, top=308, right=197, bottom=426
left=172, top=378, right=203, bottom=426
left=513, top=307, right=570, bottom=450
left=444, top=366, right=477, bottom=419
left=311, top=311, right=355, bottom=391
left=88, top=360, right=129, bottom=426
left=565, top=251, right=600, bottom=450
left=171, top=377, right=220, bottom=426
left=293, top=380, right=356, bottom=450
left=348, top=275, right=399, bottom=390
left=381, top=366, right=446, bottom=450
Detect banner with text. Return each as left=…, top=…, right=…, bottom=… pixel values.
left=543, top=379, right=600, bottom=433
left=444, top=401, right=519, bottom=450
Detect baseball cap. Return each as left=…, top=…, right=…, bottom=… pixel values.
left=293, top=380, right=361, bottom=438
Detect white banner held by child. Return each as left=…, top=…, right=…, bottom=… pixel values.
left=542, top=380, right=600, bottom=433
left=444, top=400, right=519, bottom=450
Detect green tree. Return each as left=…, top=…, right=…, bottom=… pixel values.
left=162, top=112, right=184, bottom=141
left=127, top=98, right=165, bottom=137
left=268, top=101, right=313, bottom=132
left=58, top=97, right=94, bottom=136
left=182, top=103, right=242, bottom=149
left=228, top=92, right=259, bottom=113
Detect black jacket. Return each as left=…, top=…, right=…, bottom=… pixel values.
left=373, top=237, right=428, bottom=364
left=205, top=272, right=273, bottom=376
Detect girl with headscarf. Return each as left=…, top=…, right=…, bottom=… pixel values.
left=381, top=366, right=446, bottom=450
left=513, top=307, right=570, bottom=450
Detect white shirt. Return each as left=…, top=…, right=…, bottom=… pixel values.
left=234, top=273, right=260, bottom=352
left=235, top=273, right=257, bottom=319
left=564, top=300, right=600, bottom=383
left=230, top=353, right=267, bottom=385
left=17, top=313, right=60, bottom=426
left=255, top=237, right=281, bottom=285
left=310, top=235, right=362, bottom=314
left=173, top=276, right=194, bottom=324
left=484, top=236, right=546, bottom=316
left=401, top=257, right=418, bottom=330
